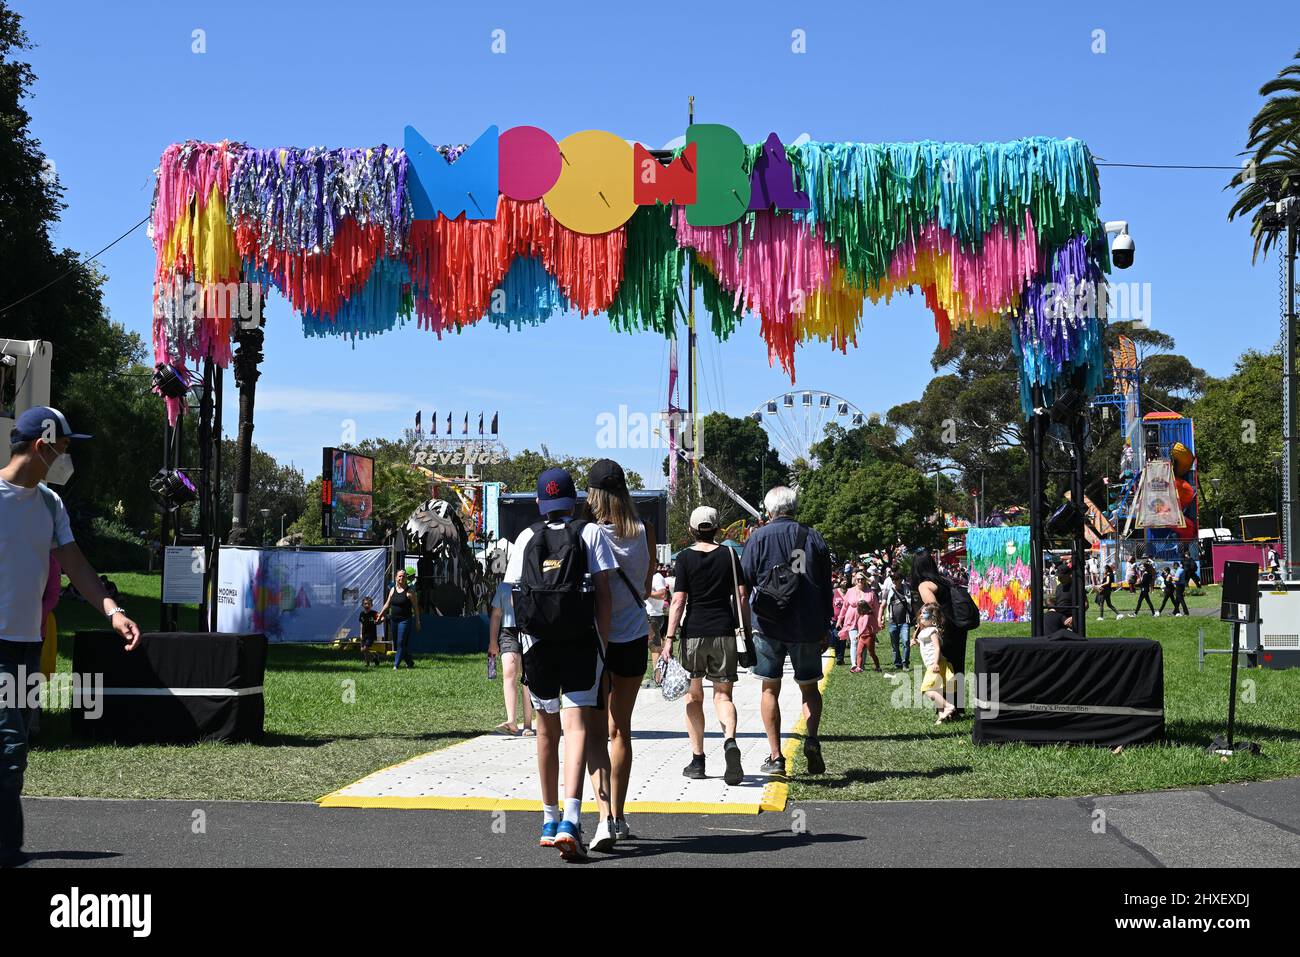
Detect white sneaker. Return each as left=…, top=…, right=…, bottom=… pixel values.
left=613, top=817, right=633, bottom=841
left=1097, top=616, right=1104, bottom=622
left=1117, top=614, right=1126, bottom=619
left=1154, top=611, right=1161, bottom=617
left=589, top=817, right=618, bottom=853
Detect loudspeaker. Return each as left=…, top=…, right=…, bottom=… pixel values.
left=1220, top=560, right=1259, bottom=623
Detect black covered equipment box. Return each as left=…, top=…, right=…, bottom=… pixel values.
left=972, top=635, right=1164, bottom=747
left=72, top=632, right=267, bottom=743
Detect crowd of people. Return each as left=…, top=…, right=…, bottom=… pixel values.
left=1078, top=554, right=1197, bottom=621
left=478, top=461, right=984, bottom=861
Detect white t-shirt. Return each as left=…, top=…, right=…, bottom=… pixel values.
left=504, top=518, right=617, bottom=652
left=490, top=581, right=515, bottom=629
left=598, top=522, right=650, bottom=644
left=645, top=572, right=667, bottom=617
left=916, top=625, right=942, bottom=668
left=0, top=478, right=74, bottom=642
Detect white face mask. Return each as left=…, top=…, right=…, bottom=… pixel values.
left=41, top=445, right=75, bottom=486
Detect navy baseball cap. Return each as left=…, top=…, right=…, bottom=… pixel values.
left=536, top=467, right=577, bottom=515
left=10, top=406, right=92, bottom=447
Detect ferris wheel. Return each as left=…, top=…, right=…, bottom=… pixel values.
left=749, top=391, right=871, bottom=465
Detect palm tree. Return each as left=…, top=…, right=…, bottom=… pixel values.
left=1227, top=48, right=1300, bottom=259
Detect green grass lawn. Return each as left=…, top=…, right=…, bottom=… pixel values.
left=788, top=584, right=1300, bottom=801
left=28, top=572, right=502, bottom=802
left=25, top=574, right=1300, bottom=803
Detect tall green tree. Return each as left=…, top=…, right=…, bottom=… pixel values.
left=816, top=461, right=938, bottom=558
left=1227, top=48, right=1300, bottom=259
left=1187, top=348, right=1283, bottom=526
left=215, top=438, right=305, bottom=544
left=887, top=326, right=1028, bottom=515
left=0, top=4, right=163, bottom=535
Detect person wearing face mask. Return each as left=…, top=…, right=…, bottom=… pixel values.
left=1, top=407, right=142, bottom=869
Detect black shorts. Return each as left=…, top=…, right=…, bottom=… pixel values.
left=522, top=631, right=604, bottom=709
left=604, top=635, right=649, bottom=679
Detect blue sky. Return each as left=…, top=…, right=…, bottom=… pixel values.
left=17, top=0, right=1300, bottom=486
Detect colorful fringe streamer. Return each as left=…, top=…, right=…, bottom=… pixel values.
left=966, top=526, right=1032, bottom=623
left=149, top=136, right=1110, bottom=417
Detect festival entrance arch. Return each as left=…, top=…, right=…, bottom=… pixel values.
left=149, top=128, right=1113, bottom=634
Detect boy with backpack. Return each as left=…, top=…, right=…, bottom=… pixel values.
left=505, top=467, right=615, bottom=861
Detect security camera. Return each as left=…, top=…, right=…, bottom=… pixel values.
left=1104, top=220, right=1134, bottom=269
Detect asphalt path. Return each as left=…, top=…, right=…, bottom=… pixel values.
left=16, top=776, right=1300, bottom=868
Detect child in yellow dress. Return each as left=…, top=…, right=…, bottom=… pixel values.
left=912, top=602, right=955, bottom=723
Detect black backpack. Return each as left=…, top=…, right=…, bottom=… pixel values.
left=512, top=520, right=594, bottom=642
left=946, top=579, right=981, bottom=631
left=752, top=524, right=809, bottom=619
left=890, top=588, right=911, bottom=626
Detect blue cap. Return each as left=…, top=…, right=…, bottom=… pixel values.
left=10, top=406, right=92, bottom=447
left=536, top=467, right=577, bottom=515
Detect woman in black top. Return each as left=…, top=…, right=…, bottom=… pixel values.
left=910, top=549, right=968, bottom=713
left=1096, top=564, right=1121, bottom=620
left=379, top=568, right=420, bottom=669
left=662, top=513, right=750, bottom=786
left=1132, top=561, right=1156, bottom=616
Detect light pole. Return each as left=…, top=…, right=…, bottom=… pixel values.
left=260, top=508, right=271, bottom=546
left=1210, top=478, right=1223, bottom=538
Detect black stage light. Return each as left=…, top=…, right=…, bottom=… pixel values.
left=152, top=363, right=191, bottom=399
left=1045, top=500, right=1084, bottom=538
left=1050, top=388, right=1085, bottom=425
left=150, top=468, right=197, bottom=511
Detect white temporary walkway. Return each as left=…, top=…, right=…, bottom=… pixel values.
left=319, top=653, right=836, bottom=814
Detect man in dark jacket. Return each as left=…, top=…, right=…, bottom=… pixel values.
left=741, top=486, right=833, bottom=777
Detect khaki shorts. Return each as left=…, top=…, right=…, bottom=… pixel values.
left=682, top=634, right=738, bottom=684
left=647, top=615, right=667, bottom=650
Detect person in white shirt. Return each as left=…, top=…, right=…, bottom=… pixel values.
left=504, top=468, right=614, bottom=861
left=1, top=407, right=141, bottom=869
left=644, top=564, right=669, bottom=687
left=581, top=459, right=656, bottom=852
left=488, top=579, right=534, bottom=737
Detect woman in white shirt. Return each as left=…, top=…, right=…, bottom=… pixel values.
left=583, top=459, right=656, bottom=851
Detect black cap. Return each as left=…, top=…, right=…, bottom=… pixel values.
left=587, top=458, right=627, bottom=491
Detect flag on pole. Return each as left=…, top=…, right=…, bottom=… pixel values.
left=445, top=411, right=451, bottom=435
left=490, top=412, right=498, bottom=435
left=415, top=410, right=422, bottom=433
left=478, top=412, right=484, bottom=436
left=462, top=412, right=468, bottom=435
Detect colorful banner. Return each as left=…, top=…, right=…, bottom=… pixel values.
left=216, top=546, right=387, bottom=643
left=151, top=134, right=1109, bottom=419
left=966, top=526, right=1032, bottom=623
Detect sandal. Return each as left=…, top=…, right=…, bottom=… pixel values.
left=493, top=722, right=518, bottom=736
left=519, top=727, right=536, bottom=737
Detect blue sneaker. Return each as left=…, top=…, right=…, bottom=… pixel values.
left=539, top=820, right=559, bottom=847
left=553, top=820, right=587, bottom=861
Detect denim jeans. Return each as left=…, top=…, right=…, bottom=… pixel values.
left=889, top=622, right=910, bottom=667
left=392, top=619, right=414, bottom=669
left=0, top=640, right=41, bottom=851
